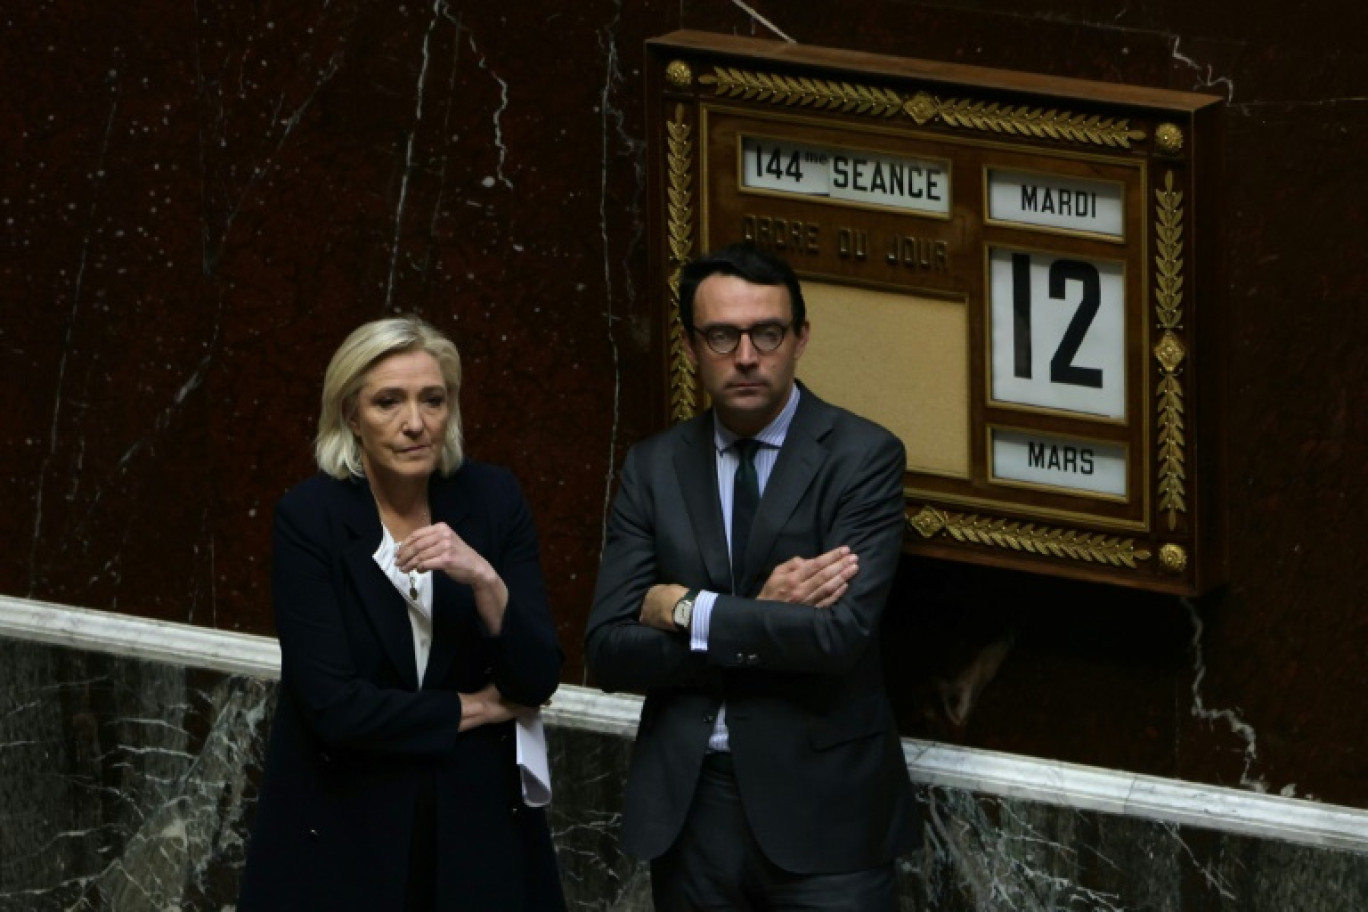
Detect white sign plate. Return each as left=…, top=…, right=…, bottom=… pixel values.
left=988, top=169, right=1125, bottom=236
left=989, top=248, right=1126, bottom=419
left=740, top=136, right=950, bottom=215
left=992, top=428, right=1128, bottom=497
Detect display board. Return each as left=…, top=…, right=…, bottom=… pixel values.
left=644, top=30, right=1226, bottom=594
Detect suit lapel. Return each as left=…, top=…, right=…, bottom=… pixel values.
left=339, top=479, right=421, bottom=690
left=673, top=417, right=734, bottom=592
left=422, top=474, right=473, bottom=685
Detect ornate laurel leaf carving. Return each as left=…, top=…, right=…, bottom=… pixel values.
left=933, top=99, right=1148, bottom=148
left=666, top=103, right=697, bottom=422
left=1154, top=171, right=1186, bottom=331
left=699, top=67, right=904, bottom=116
left=698, top=67, right=1147, bottom=149
left=1156, top=373, right=1188, bottom=522
left=1153, top=171, right=1187, bottom=530
left=907, top=506, right=1152, bottom=568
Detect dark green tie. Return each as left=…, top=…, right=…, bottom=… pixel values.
left=731, top=439, right=760, bottom=592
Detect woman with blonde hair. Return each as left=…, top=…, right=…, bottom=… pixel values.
left=240, top=316, right=565, bottom=910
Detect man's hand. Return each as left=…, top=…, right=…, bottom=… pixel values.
left=757, top=546, right=858, bottom=608
left=639, top=582, right=689, bottom=631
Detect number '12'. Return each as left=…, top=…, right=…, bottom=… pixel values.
left=1012, top=254, right=1104, bottom=389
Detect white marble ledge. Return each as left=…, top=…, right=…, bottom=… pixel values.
left=0, top=594, right=280, bottom=678
left=902, top=739, right=1368, bottom=856
left=3, top=594, right=1367, bottom=855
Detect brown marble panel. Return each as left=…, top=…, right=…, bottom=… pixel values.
left=4, top=0, right=1368, bottom=809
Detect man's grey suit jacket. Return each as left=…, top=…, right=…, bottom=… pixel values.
left=585, top=385, right=919, bottom=874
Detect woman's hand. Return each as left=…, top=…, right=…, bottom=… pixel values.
left=399, top=522, right=509, bottom=634
left=458, top=682, right=536, bottom=732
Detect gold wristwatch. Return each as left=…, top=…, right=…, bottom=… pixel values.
left=672, top=588, right=699, bottom=632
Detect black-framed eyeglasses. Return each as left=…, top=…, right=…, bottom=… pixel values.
left=694, top=321, right=792, bottom=355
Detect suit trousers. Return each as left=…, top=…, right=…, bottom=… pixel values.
left=404, top=767, right=438, bottom=911
left=650, top=753, right=898, bottom=912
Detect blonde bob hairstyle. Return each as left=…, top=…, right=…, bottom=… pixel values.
left=314, top=316, right=464, bottom=480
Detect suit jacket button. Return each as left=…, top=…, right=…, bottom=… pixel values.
left=704, top=714, right=716, bottom=723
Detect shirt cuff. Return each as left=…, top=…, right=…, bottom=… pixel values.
left=689, top=591, right=718, bottom=652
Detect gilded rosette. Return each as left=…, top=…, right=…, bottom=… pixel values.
left=1155, top=122, right=1185, bottom=156
left=665, top=60, right=693, bottom=91
left=1158, top=543, right=1188, bottom=574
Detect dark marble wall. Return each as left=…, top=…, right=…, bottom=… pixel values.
left=3, top=1, right=1366, bottom=809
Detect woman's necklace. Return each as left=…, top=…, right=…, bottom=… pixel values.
left=379, top=501, right=429, bottom=604
left=409, top=509, right=431, bottom=601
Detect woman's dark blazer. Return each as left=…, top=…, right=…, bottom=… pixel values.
left=238, top=462, right=564, bottom=911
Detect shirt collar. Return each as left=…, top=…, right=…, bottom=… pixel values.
left=712, top=384, right=801, bottom=454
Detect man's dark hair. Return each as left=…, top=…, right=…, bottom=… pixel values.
left=677, top=243, right=806, bottom=334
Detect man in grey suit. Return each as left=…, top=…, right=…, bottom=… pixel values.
left=585, top=243, right=918, bottom=910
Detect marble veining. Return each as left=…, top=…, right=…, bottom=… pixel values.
left=6, top=0, right=1368, bottom=895
left=729, top=0, right=795, bottom=43
left=1183, top=596, right=1269, bottom=795
left=0, top=641, right=270, bottom=910
left=1169, top=35, right=1237, bottom=100
left=5, top=622, right=1367, bottom=910
left=4, top=595, right=1367, bottom=859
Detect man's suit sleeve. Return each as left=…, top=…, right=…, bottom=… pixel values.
left=707, top=427, right=906, bottom=677
left=584, top=446, right=716, bottom=695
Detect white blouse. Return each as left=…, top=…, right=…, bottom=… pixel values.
left=369, top=524, right=551, bottom=806
left=372, top=525, right=433, bottom=686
